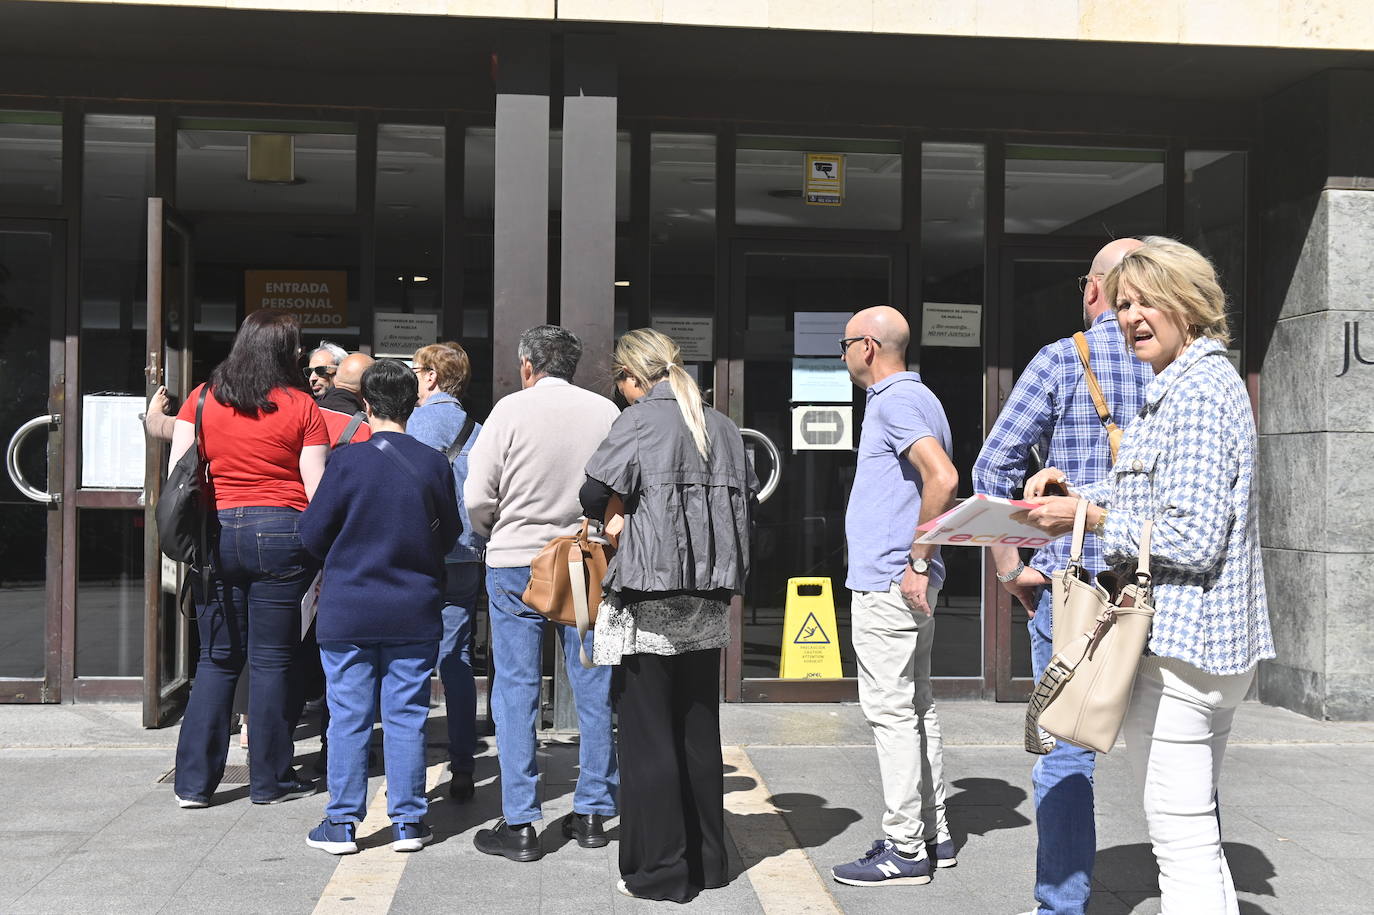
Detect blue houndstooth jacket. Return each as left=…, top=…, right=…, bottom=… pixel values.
left=1077, top=338, right=1275, bottom=676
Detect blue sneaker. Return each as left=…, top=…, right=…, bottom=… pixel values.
left=392, top=821, right=433, bottom=852
left=925, top=836, right=958, bottom=868
left=306, top=819, right=358, bottom=855
left=832, top=839, right=932, bottom=886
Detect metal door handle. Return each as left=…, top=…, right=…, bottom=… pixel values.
left=738, top=427, right=782, bottom=504
left=6, top=413, right=61, bottom=504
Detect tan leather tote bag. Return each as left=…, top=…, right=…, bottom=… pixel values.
left=1026, top=506, right=1155, bottom=755
left=522, top=497, right=623, bottom=669
left=1051, top=498, right=1112, bottom=654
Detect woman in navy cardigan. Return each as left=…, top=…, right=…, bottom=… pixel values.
left=299, top=359, right=461, bottom=855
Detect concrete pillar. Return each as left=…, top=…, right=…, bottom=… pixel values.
left=1258, top=70, right=1374, bottom=720
left=492, top=31, right=550, bottom=400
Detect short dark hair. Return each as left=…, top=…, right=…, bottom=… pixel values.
left=361, top=358, right=419, bottom=423
left=517, top=325, right=581, bottom=381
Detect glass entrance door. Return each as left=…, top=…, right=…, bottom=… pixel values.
left=993, top=242, right=1104, bottom=700
left=0, top=220, right=66, bottom=702
left=724, top=242, right=904, bottom=700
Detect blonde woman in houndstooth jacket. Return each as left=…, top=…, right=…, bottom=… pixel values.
left=1017, top=237, right=1275, bottom=915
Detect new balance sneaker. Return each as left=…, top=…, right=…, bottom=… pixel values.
left=925, top=836, right=958, bottom=868
left=832, top=839, right=933, bottom=886
left=392, top=821, right=434, bottom=852
left=306, top=819, right=358, bottom=855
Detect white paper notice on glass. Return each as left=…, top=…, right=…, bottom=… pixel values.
left=791, top=358, right=852, bottom=402
left=652, top=315, right=714, bottom=361
left=374, top=312, right=439, bottom=357
left=791, top=405, right=853, bottom=451
left=914, top=494, right=1064, bottom=547
left=794, top=311, right=851, bottom=356
left=921, top=303, right=982, bottom=348
left=81, top=394, right=146, bottom=489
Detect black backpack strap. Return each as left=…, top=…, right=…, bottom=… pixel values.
left=445, top=414, right=477, bottom=463
left=194, top=385, right=214, bottom=611
left=336, top=411, right=366, bottom=448
left=372, top=436, right=441, bottom=540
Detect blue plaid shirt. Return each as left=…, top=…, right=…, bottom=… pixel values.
left=972, top=311, right=1153, bottom=576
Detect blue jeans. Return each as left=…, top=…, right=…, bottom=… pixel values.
left=1030, top=585, right=1097, bottom=915
left=486, top=566, right=618, bottom=825
left=319, top=640, right=438, bottom=824
left=175, top=507, right=314, bottom=803
left=438, top=562, right=482, bottom=773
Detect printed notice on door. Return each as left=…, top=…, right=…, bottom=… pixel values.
left=81, top=394, right=145, bottom=489
left=374, top=312, right=439, bottom=357
left=651, top=315, right=714, bottom=361
left=921, top=302, right=981, bottom=348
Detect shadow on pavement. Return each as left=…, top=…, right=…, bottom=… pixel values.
left=1095, top=841, right=1276, bottom=912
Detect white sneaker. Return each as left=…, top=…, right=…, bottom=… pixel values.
left=176, top=795, right=209, bottom=809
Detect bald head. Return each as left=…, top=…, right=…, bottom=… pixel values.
left=335, top=353, right=375, bottom=393
left=1084, top=238, right=1144, bottom=324
left=843, top=305, right=910, bottom=388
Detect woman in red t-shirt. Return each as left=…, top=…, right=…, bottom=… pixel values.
left=169, top=310, right=329, bottom=808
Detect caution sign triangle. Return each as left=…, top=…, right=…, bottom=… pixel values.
left=793, top=611, right=831, bottom=644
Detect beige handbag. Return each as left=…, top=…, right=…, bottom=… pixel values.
left=1025, top=501, right=1155, bottom=755
left=1051, top=499, right=1112, bottom=654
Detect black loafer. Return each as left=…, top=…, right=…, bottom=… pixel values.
left=449, top=771, right=475, bottom=803
left=474, top=818, right=543, bottom=862
left=561, top=812, right=609, bottom=849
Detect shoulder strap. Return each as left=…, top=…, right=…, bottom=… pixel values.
left=371, top=436, right=440, bottom=539
left=194, top=385, right=210, bottom=461
left=1072, top=332, right=1123, bottom=462
left=336, top=411, right=366, bottom=448
left=1069, top=497, right=1089, bottom=568
left=445, top=414, right=477, bottom=463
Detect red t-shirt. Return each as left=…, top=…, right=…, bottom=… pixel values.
left=177, top=384, right=328, bottom=511
left=320, top=406, right=373, bottom=448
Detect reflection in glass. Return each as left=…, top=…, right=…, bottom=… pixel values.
left=376, top=124, right=444, bottom=317
left=1185, top=151, right=1246, bottom=368
left=177, top=119, right=356, bottom=214
left=650, top=133, right=715, bottom=372
left=736, top=136, right=901, bottom=230
left=0, top=227, right=56, bottom=678
left=921, top=142, right=987, bottom=678
left=0, top=110, right=62, bottom=206
left=76, top=511, right=144, bottom=677
left=1005, top=145, right=1164, bottom=238
left=81, top=115, right=155, bottom=397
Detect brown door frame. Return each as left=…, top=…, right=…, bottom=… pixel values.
left=0, top=218, right=67, bottom=703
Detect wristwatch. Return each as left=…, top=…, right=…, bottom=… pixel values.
left=907, top=555, right=930, bottom=574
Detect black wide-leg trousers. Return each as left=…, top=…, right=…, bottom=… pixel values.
left=612, top=648, right=727, bottom=903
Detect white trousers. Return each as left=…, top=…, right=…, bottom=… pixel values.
left=850, top=583, right=948, bottom=851
left=1123, top=656, right=1255, bottom=915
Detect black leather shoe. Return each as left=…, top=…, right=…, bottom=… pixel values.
left=474, top=818, right=543, bottom=862
left=561, top=812, right=609, bottom=849
left=448, top=771, right=475, bottom=803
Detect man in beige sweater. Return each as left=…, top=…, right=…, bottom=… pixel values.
left=465, top=325, right=620, bottom=863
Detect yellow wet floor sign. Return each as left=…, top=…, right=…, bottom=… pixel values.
left=779, top=577, right=843, bottom=679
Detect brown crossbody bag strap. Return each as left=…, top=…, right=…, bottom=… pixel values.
left=1072, top=332, right=1123, bottom=463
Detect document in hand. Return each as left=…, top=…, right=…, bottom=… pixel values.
left=914, top=494, right=1064, bottom=547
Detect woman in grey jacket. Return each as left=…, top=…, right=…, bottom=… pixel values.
left=580, top=328, right=758, bottom=903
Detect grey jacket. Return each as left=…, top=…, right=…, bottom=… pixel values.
left=584, top=381, right=758, bottom=594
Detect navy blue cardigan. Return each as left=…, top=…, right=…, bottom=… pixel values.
left=300, top=431, right=461, bottom=644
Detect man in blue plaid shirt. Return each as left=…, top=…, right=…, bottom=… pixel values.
left=973, top=237, right=1152, bottom=915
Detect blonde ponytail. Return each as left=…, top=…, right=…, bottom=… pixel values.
left=613, top=328, right=711, bottom=460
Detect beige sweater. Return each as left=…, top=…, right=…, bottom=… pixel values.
left=465, top=377, right=620, bottom=568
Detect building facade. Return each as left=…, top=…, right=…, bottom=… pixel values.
left=1, top=0, right=1371, bottom=722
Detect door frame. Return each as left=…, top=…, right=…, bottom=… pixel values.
left=992, top=238, right=1106, bottom=701
left=721, top=237, right=907, bottom=702
left=0, top=218, right=67, bottom=703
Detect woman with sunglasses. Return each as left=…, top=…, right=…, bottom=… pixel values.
left=169, top=310, right=330, bottom=808
left=580, top=328, right=758, bottom=902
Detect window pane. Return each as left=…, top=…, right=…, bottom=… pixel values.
left=0, top=110, right=62, bottom=206
left=1005, top=145, right=1164, bottom=237
left=177, top=119, right=356, bottom=214
left=1185, top=150, right=1246, bottom=367
left=921, top=141, right=987, bottom=678
left=81, top=114, right=155, bottom=396
left=736, top=136, right=901, bottom=230
left=650, top=133, right=716, bottom=384
left=76, top=510, right=143, bottom=677
left=376, top=124, right=444, bottom=317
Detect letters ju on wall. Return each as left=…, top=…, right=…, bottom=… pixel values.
left=244, top=270, right=348, bottom=329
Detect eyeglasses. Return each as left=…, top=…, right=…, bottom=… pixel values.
left=303, top=365, right=337, bottom=379
left=838, top=335, right=881, bottom=355
left=412, top=365, right=432, bottom=375
left=1077, top=273, right=1104, bottom=293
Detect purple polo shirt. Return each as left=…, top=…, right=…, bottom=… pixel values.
left=844, top=371, right=953, bottom=592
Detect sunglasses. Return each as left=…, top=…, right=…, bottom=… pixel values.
left=303, top=365, right=337, bottom=379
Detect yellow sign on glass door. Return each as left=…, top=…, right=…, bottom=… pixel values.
left=779, top=577, right=843, bottom=679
